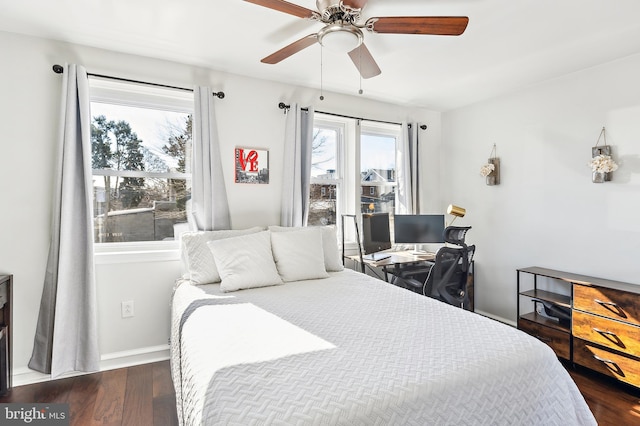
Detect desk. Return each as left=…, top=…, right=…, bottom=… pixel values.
left=349, top=250, right=435, bottom=267
left=345, top=251, right=474, bottom=311
left=345, top=250, right=435, bottom=282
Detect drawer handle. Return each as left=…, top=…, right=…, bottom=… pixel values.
left=593, top=354, right=615, bottom=363
left=592, top=354, right=626, bottom=377
left=592, top=327, right=626, bottom=349
left=592, top=327, right=616, bottom=336
left=594, top=299, right=618, bottom=307
left=593, top=299, right=627, bottom=319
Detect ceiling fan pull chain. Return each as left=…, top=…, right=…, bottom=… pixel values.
left=320, top=45, right=325, bottom=101
left=358, top=46, right=363, bottom=95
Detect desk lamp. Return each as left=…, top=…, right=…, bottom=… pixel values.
left=446, top=204, right=466, bottom=226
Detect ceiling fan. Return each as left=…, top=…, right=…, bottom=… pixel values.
left=244, top=0, right=469, bottom=79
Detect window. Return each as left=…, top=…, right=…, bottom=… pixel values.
left=308, top=120, right=343, bottom=226
left=360, top=129, right=397, bottom=215
left=89, top=78, right=193, bottom=244
left=310, top=114, right=400, bottom=239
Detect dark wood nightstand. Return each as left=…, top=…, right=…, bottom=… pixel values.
left=0, top=274, right=12, bottom=395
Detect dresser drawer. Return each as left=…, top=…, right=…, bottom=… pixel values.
left=573, top=284, right=640, bottom=326
left=518, top=317, right=570, bottom=359
left=573, top=310, right=640, bottom=357
left=573, top=338, right=640, bottom=388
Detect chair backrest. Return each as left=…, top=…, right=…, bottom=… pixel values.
left=423, top=226, right=474, bottom=308
left=444, top=226, right=470, bottom=246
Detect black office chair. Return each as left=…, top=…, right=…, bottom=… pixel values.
left=396, top=226, right=475, bottom=309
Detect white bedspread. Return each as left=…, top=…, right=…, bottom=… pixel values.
left=171, top=269, right=595, bottom=426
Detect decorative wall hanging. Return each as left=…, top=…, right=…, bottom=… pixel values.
left=235, top=147, right=269, bottom=184
left=589, top=127, right=618, bottom=183
left=480, top=143, right=500, bottom=185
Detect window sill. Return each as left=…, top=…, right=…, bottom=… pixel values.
left=94, top=241, right=180, bottom=265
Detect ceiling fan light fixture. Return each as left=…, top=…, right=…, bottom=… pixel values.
left=318, top=23, right=363, bottom=53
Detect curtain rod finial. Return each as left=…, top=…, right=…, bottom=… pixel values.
left=214, top=91, right=225, bottom=99
left=278, top=102, right=291, bottom=114
left=52, top=64, right=64, bottom=74
left=420, top=124, right=427, bottom=130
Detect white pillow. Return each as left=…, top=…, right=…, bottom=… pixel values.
left=271, top=229, right=329, bottom=282
left=269, top=225, right=344, bottom=272
left=207, top=231, right=283, bottom=292
left=181, top=226, right=263, bottom=284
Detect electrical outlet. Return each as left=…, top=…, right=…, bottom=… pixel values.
left=121, top=300, right=134, bottom=318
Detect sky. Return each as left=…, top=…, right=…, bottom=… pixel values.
left=361, top=134, right=396, bottom=171
left=91, top=102, right=189, bottom=170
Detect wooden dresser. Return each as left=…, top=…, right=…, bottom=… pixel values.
left=517, top=267, right=640, bottom=388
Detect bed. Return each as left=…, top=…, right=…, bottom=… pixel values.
left=170, top=226, right=596, bottom=425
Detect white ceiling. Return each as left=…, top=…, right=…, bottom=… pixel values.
left=3, top=0, right=640, bottom=111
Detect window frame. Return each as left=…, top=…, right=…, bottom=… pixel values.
left=89, top=77, right=194, bottom=257
left=359, top=122, right=401, bottom=241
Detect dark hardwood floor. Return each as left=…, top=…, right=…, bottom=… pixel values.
left=0, top=360, right=177, bottom=426
left=1, top=360, right=639, bottom=425
left=566, top=364, right=640, bottom=426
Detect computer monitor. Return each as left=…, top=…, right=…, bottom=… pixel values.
left=394, top=214, right=445, bottom=250
left=361, top=213, right=392, bottom=258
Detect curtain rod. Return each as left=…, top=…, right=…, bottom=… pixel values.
left=277, top=102, right=427, bottom=130
left=52, top=64, right=225, bottom=99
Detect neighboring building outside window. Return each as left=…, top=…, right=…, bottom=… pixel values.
left=89, top=78, right=193, bottom=244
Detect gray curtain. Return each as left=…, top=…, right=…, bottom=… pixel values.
left=396, top=122, right=420, bottom=214
left=281, top=104, right=314, bottom=227
left=29, top=64, right=100, bottom=377
left=191, top=86, right=230, bottom=230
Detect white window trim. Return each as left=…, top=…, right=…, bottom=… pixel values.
left=90, top=77, right=193, bottom=113
left=94, top=240, right=181, bottom=264
left=93, top=169, right=189, bottom=179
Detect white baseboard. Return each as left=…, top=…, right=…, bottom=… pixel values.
left=12, top=344, right=170, bottom=387
left=475, top=309, right=516, bottom=327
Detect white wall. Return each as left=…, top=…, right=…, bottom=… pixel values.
left=0, top=30, right=440, bottom=383
left=442, top=53, right=640, bottom=323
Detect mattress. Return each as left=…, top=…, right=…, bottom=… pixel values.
left=171, top=269, right=595, bottom=425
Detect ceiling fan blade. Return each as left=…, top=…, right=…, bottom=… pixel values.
left=244, top=0, right=316, bottom=19
left=261, top=34, right=319, bottom=64
left=367, top=16, right=469, bottom=36
left=348, top=43, right=381, bottom=79
left=342, top=0, right=369, bottom=9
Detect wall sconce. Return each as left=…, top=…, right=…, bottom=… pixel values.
left=590, top=127, right=618, bottom=183
left=480, top=144, right=500, bottom=185
left=447, top=204, right=466, bottom=226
